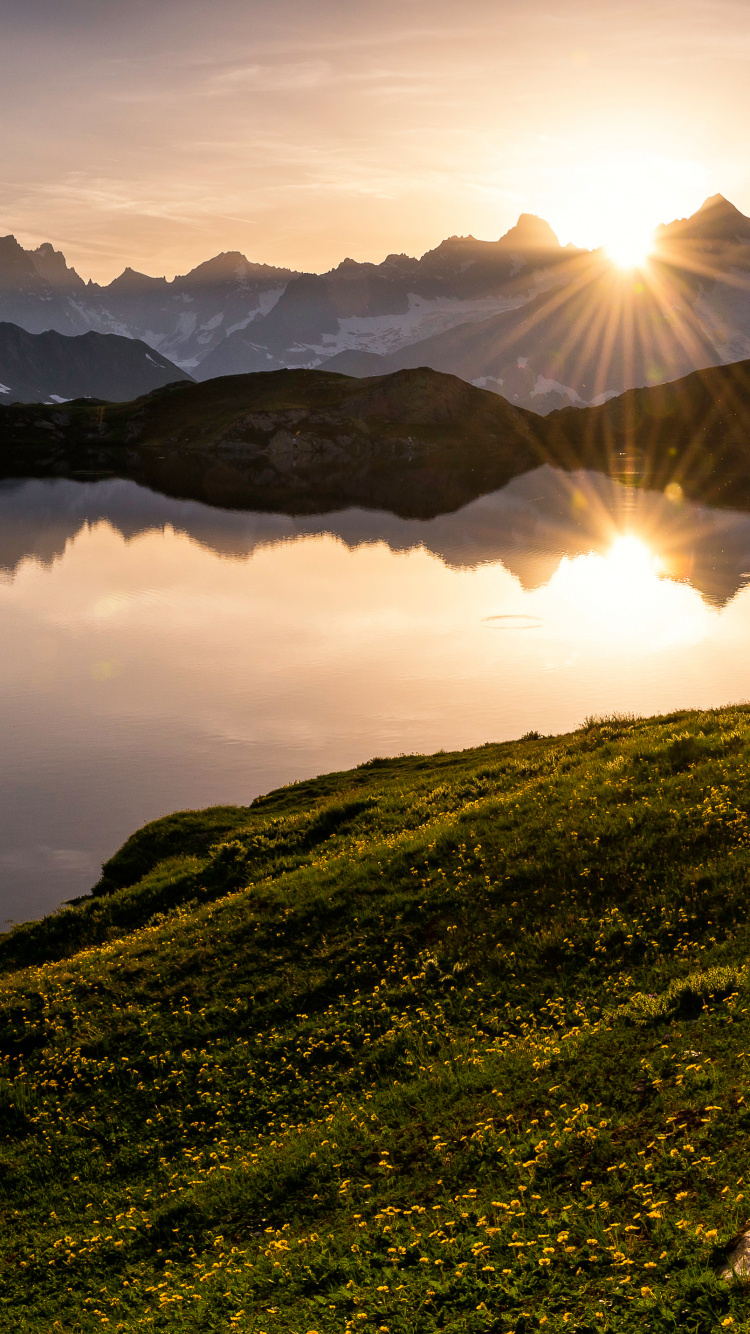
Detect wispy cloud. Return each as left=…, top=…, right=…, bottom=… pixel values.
left=2, top=0, right=750, bottom=281
left=206, top=60, right=332, bottom=94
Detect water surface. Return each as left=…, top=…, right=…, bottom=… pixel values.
left=3, top=465, right=750, bottom=921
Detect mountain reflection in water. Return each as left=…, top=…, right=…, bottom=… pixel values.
left=2, top=464, right=750, bottom=923
left=2, top=465, right=750, bottom=606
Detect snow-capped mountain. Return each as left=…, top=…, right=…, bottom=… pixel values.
left=0, top=238, right=296, bottom=370
left=194, top=197, right=750, bottom=411
left=195, top=215, right=572, bottom=382
left=4, top=196, right=750, bottom=412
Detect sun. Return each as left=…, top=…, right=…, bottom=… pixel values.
left=604, top=226, right=655, bottom=270
left=541, top=142, right=708, bottom=270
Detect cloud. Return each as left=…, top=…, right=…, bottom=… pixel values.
left=206, top=60, right=332, bottom=94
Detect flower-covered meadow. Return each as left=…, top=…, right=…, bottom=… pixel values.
left=2, top=707, right=750, bottom=1330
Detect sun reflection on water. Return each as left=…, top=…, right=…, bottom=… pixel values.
left=607, top=534, right=660, bottom=573
left=538, top=527, right=712, bottom=653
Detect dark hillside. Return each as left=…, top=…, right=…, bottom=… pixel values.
left=0, top=365, right=545, bottom=517
left=3, top=709, right=750, bottom=1329
left=545, top=357, right=750, bottom=508
left=0, top=321, right=190, bottom=404
left=5, top=357, right=750, bottom=519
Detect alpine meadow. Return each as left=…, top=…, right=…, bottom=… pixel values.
left=3, top=707, right=750, bottom=1330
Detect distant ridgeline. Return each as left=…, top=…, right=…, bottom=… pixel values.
left=2, top=360, right=750, bottom=516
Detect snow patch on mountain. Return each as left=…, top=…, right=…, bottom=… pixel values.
left=221, top=288, right=287, bottom=339
left=255, top=287, right=286, bottom=318
left=310, top=291, right=538, bottom=360
left=68, top=304, right=134, bottom=340
left=531, top=376, right=583, bottom=404
left=175, top=312, right=198, bottom=339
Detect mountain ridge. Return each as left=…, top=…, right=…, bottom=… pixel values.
left=0, top=210, right=574, bottom=375
left=657, top=193, right=750, bottom=245
left=0, top=321, right=191, bottom=404
left=5, top=355, right=750, bottom=520
left=4, top=197, right=750, bottom=410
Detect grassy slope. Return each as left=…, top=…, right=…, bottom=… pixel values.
left=3, top=709, right=750, bottom=1330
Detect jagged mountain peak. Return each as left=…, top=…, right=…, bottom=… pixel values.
left=421, top=214, right=561, bottom=264
left=0, top=234, right=46, bottom=290
left=657, top=194, right=750, bottom=245
left=427, top=234, right=479, bottom=253
left=105, top=266, right=170, bottom=294
left=179, top=251, right=250, bottom=282
left=328, top=256, right=381, bottom=278
left=698, top=193, right=741, bottom=215
left=31, top=242, right=84, bottom=291
left=0, top=234, right=29, bottom=253
left=498, top=213, right=560, bottom=249
left=178, top=252, right=296, bottom=287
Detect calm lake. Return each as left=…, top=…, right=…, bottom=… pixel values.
left=3, top=463, right=750, bottom=922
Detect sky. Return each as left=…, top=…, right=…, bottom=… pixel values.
left=1, top=0, right=749, bottom=282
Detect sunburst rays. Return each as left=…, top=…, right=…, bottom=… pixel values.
left=478, top=218, right=750, bottom=504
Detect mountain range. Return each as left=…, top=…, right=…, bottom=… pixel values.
left=4, top=195, right=750, bottom=412
left=0, top=235, right=295, bottom=373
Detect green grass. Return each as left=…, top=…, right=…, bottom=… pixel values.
left=4, top=706, right=750, bottom=1331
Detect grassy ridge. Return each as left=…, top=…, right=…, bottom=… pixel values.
left=3, top=709, right=750, bottom=1330
left=0, top=367, right=543, bottom=517
left=6, top=357, right=750, bottom=521
left=546, top=357, right=750, bottom=509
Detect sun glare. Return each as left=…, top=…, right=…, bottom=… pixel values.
left=607, top=534, right=658, bottom=572
left=542, top=144, right=708, bottom=269
left=604, top=227, right=655, bottom=270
